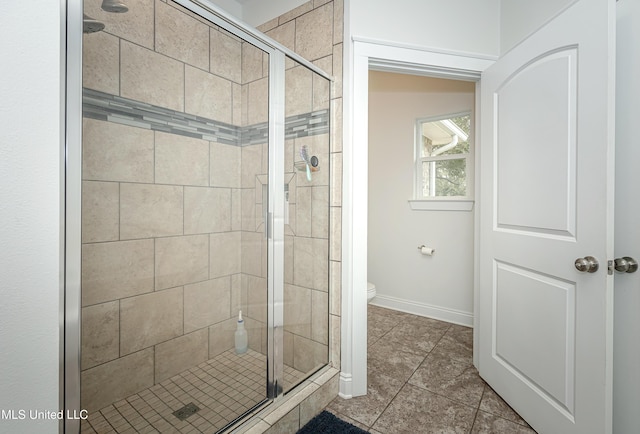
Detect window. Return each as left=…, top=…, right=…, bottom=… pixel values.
left=413, top=112, right=473, bottom=208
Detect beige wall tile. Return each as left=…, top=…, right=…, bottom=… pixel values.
left=329, top=260, right=341, bottom=316
left=333, top=43, right=343, bottom=98
left=155, top=132, right=210, bottom=186
left=245, top=316, right=267, bottom=354
left=120, top=287, right=184, bottom=355
left=285, top=65, right=313, bottom=117
left=246, top=275, right=267, bottom=324
left=293, top=236, right=329, bottom=291
left=295, top=3, right=333, bottom=61
left=241, top=42, right=264, bottom=84
left=311, top=290, right=329, bottom=344
left=285, top=139, right=295, bottom=173
left=81, top=348, right=154, bottom=414
left=284, top=235, right=294, bottom=285
left=232, top=188, right=242, bottom=231
left=210, top=231, right=241, bottom=278
left=284, top=284, right=311, bottom=338
left=265, top=408, right=300, bottom=434
left=184, top=187, right=232, bottom=234
left=241, top=188, right=256, bottom=231
left=83, top=0, right=154, bottom=49
left=81, top=301, right=119, bottom=370
left=299, top=373, right=338, bottom=426
left=241, top=83, right=249, bottom=127
left=233, top=82, right=242, bottom=125
left=293, top=335, right=327, bottom=373
left=242, top=231, right=265, bottom=277
left=333, top=0, right=344, bottom=44
left=257, top=17, right=279, bottom=33
left=83, top=118, right=154, bottom=183
left=211, top=29, right=242, bottom=83
left=331, top=98, right=343, bottom=153
left=231, top=273, right=245, bottom=316
left=211, top=142, right=241, bottom=188
left=154, top=328, right=208, bottom=382
left=311, top=186, right=329, bottom=239
left=121, top=41, right=184, bottom=111
left=278, top=1, right=313, bottom=24
left=184, top=277, right=231, bottom=333
left=293, top=237, right=313, bottom=289
left=82, top=239, right=154, bottom=306
left=330, top=314, right=340, bottom=368
left=261, top=143, right=269, bottom=174
left=312, top=56, right=332, bottom=111
left=185, top=65, right=233, bottom=123
left=241, top=145, right=263, bottom=188
left=156, top=0, right=209, bottom=70
left=209, top=318, right=236, bottom=357
left=82, top=181, right=119, bottom=243
left=82, top=31, right=119, bottom=95
left=284, top=330, right=294, bottom=368
left=330, top=152, right=342, bottom=207
left=155, top=235, right=209, bottom=290
left=246, top=78, right=269, bottom=125
left=312, top=238, right=329, bottom=292
left=295, top=186, right=311, bottom=237
left=330, top=207, right=341, bottom=261
left=120, top=183, right=183, bottom=240
left=265, top=20, right=295, bottom=52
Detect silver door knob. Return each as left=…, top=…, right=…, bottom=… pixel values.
left=614, top=257, right=638, bottom=273
left=575, top=256, right=599, bottom=273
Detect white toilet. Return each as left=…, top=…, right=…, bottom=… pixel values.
left=367, top=281, right=377, bottom=303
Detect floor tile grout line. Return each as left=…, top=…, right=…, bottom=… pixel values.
left=93, top=406, right=121, bottom=434
left=363, top=314, right=455, bottom=430
left=112, top=400, right=147, bottom=431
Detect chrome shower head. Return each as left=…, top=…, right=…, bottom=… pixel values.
left=101, top=0, right=128, bottom=13
left=83, top=14, right=105, bottom=33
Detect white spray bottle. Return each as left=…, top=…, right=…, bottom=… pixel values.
left=234, top=310, right=248, bottom=354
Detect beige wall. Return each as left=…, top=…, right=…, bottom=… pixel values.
left=368, top=71, right=475, bottom=320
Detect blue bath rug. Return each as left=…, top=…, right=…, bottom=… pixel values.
left=297, top=411, right=370, bottom=434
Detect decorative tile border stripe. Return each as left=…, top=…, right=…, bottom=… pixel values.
left=82, top=88, right=329, bottom=146
left=82, top=88, right=239, bottom=145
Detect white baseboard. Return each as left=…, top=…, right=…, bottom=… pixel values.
left=338, top=372, right=353, bottom=399
left=370, top=294, right=473, bottom=327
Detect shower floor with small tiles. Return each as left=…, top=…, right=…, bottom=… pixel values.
left=81, top=349, right=307, bottom=434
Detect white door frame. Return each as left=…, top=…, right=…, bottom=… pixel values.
left=340, top=37, right=496, bottom=397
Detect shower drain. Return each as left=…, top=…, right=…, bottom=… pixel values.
left=173, top=402, right=200, bottom=421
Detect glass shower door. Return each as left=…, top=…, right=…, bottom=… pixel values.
left=79, top=1, right=271, bottom=431
left=281, top=57, right=331, bottom=392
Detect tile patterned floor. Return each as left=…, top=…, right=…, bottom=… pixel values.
left=327, top=305, right=538, bottom=434
left=82, top=349, right=307, bottom=434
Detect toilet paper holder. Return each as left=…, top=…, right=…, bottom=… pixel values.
left=417, top=245, right=435, bottom=255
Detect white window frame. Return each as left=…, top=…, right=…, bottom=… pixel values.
left=410, top=110, right=474, bottom=211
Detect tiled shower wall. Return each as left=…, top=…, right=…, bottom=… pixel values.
left=80, top=0, right=269, bottom=413
left=79, top=0, right=342, bottom=419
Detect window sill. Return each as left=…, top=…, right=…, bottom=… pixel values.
left=408, top=199, right=474, bottom=211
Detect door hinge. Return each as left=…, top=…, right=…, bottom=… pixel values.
left=608, top=260, right=614, bottom=275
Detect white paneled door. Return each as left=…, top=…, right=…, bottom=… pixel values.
left=478, top=0, right=616, bottom=433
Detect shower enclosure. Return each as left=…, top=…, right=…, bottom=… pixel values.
left=66, top=0, right=331, bottom=432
